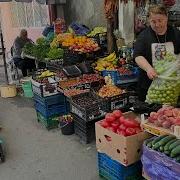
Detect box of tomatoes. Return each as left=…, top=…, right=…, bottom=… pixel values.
left=95, top=110, right=151, bottom=166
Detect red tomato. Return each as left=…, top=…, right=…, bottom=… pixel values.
left=112, top=110, right=122, bottom=119
left=107, top=126, right=116, bottom=133
left=117, top=129, right=127, bottom=136
left=125, top=128, right=136, bottom=136
left=123, top=118, right=139, bottom=128
left=119, top=124, right=126, bottom=131
left=119, top=116, right=126, bottom=124
left=105, top=113, right=116, bottom=123
left=101, top=121, right=110, bottom=128
left=111, top=122, right=120, bottom=129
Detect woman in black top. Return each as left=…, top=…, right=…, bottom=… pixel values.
left=134, top=4, right=180, bottom=101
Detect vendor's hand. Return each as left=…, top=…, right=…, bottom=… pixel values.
left=147, top=68, right=157, bottom=80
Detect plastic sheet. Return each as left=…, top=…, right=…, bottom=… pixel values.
left=142, top=139, right=180, bottom=180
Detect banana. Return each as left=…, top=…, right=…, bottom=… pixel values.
left=105, top=52, right=116, bottom=61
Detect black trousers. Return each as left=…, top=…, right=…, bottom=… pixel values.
left=14, top=58, right=36, bottom=77
left=137, top=87, right=149, bottom=102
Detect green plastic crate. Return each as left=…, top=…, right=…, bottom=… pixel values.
left=22, top=81, right=33, bottom=98
left=36, top=112, right=59, bottom=130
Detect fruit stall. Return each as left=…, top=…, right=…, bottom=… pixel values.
left=10, top=15, right=179, bottom=180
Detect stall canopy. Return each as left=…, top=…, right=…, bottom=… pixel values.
left=0, top=0, right=66, bottom=4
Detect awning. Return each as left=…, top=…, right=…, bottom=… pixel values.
left=0, top=0, right=66, bottom=4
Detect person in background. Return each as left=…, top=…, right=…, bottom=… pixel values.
left=12, top=29, right=36, bottom=77
left=134, top=4, right=180, bottom=101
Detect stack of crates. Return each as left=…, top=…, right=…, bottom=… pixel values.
left=69, top=92, right=108, bottom=143
left=33, top=93, right=69, bottom=130
left=98, top=152, right=142, bottom=180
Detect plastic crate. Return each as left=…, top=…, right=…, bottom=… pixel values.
left=22, top=81, right=33, bottom=98
left=36, top=111, right=59, bottom=130
left=98, top=152, right=142, bottom=180
left=31, top=78, right=59, bottom=97
left=69, top=92, right=108, bottom=121
left=33, top=93, right=66, bottom=107
left=74, top=125, right=95, bottom=144
left=102, top=67, right=139, bottom=85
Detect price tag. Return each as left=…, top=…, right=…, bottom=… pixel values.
left=174, top=126, right=180, bottom=138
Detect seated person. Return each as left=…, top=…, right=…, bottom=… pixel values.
left=12, top=29, right=36, bottom=77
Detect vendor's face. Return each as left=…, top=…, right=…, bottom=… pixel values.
left=149, top=13, right=168, bottom=35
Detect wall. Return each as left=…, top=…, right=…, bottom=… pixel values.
left=62, top=0, right=106, bottom=28
left=0, top=3, right=46, bottom=52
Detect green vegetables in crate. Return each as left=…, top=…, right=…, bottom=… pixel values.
left=47, top=48, right=64, bottom=60
left=23, top=43, right=36, bottom=56
left=33, top=44, right=50, bottom=60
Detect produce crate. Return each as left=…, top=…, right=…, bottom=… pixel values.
left=69, top=92, right=108, bottom=121
left=98, top=152, right=142, bottom=180
left=32, top=78, right=59, bottom=97
left=36, top=111, right=59, bottom=130
left=33, top=93, right=66, bottom=107
left=46, top=59, right=63, bottom=71
left=142, top=138, right=180, bottom=180
left=63, top=49, right=85, bottom=66
left=127, top=91, right=138, bottom=106
left=102, top=67, right=139, bottom=85
left=22, top=81, right=33, bottom=98
left=96, top=112, right=151, bottom=166
left=72, top=113, right=102, bottom=144
left=34, top=101, right=67, bottom=118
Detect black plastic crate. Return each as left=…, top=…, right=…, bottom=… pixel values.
left=69, top=92, right=108, bottom=121
left=128, top=91, right=138, bottom=106
left=74, top=125, right=95, bottom=144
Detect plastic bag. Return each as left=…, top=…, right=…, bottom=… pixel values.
left=142, top=139, right=180, bottom=180
left=146, top=57, right=180, bottom=105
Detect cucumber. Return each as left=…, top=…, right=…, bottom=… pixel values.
left=164, top=139, right=177, bottom=151
left=147, top=141, right=153, bottom=148
left=159, top=146, right=164, bottom=152
left=170, top=145, right=180, bottom=158
left=164, top=151, right=170, bottom=156
left=175, top=155, right=180, bottom=163
left=158, top=135, right=176, bottom=146
left=152, top=135, right=167, bottom=146
left=169, top=140, right=180, bottom=151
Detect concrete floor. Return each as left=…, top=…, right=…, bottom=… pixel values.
left=0, top=63, right=100, bottom=180
left=0, top=97, right=100, bottom=180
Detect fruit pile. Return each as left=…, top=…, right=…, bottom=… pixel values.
left=64, top=89, right=89, bottom=97
left=117, top=66, right=133, bottom=75
left=59, top=114, right=73, bottom=122
left=87, top=27, right=107, bottom=37
left=94, top=52, right=117, bottom=71
left=36, top=70, right=55, bottom=79
left=146, top=135, right=180, bottom=163
left=80, top=74, right=103, bottom=83
left=147, top=53, right=180, bottom=105
left=98, top=85, right=124, bottom=98
left=99, top=110, right=142, bottom=136
left=148, top=106, right=180, bottom=130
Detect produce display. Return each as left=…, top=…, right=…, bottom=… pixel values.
left=98, top=85, right=124, bottom=98
left=87, top=27, right=107, bottom=37
left=94, top=52, right=117, bottom=71
left=146, top=53, right=180, bottom=105
left=64, top=89, right=89, bottom=97
left=46, top=48, right=64, bottom=60
left=35, top=70, right=55, bottom=79
left=146, top=135, right=180, bottom=163
left=148, top=106, right=180, bottom=130
left=99, top=110, right=142, bottom=136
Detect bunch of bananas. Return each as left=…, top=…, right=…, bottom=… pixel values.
left=94, top=52, right=117, bottom=71
left=38, top=70, right=55, bottom=78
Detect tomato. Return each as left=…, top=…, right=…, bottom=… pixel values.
left=119, top=124, right=126, bottom=131
left=105, top=113, right=116, bottom=123
left=119, top=116, right=126, bottom=124
left=112, top=110, right=122, bottom=119
left=111, top=122, right=120, bottom=129
left=117, top=128, right=127, bottom=136
left=101, top=121, right=110, bottom=128
left=107, top=126, right=116, bottom=133
left=125, top=128, right=136, bottom=136
left=123, top=118, right=139, bottom=128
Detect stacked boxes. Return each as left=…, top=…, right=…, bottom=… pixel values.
left=33, top=93, right=69, bottom=130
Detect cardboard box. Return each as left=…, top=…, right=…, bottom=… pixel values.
left=141, top=122, right=174, bottom=137
left=95, top=112, right=151, bottom=166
